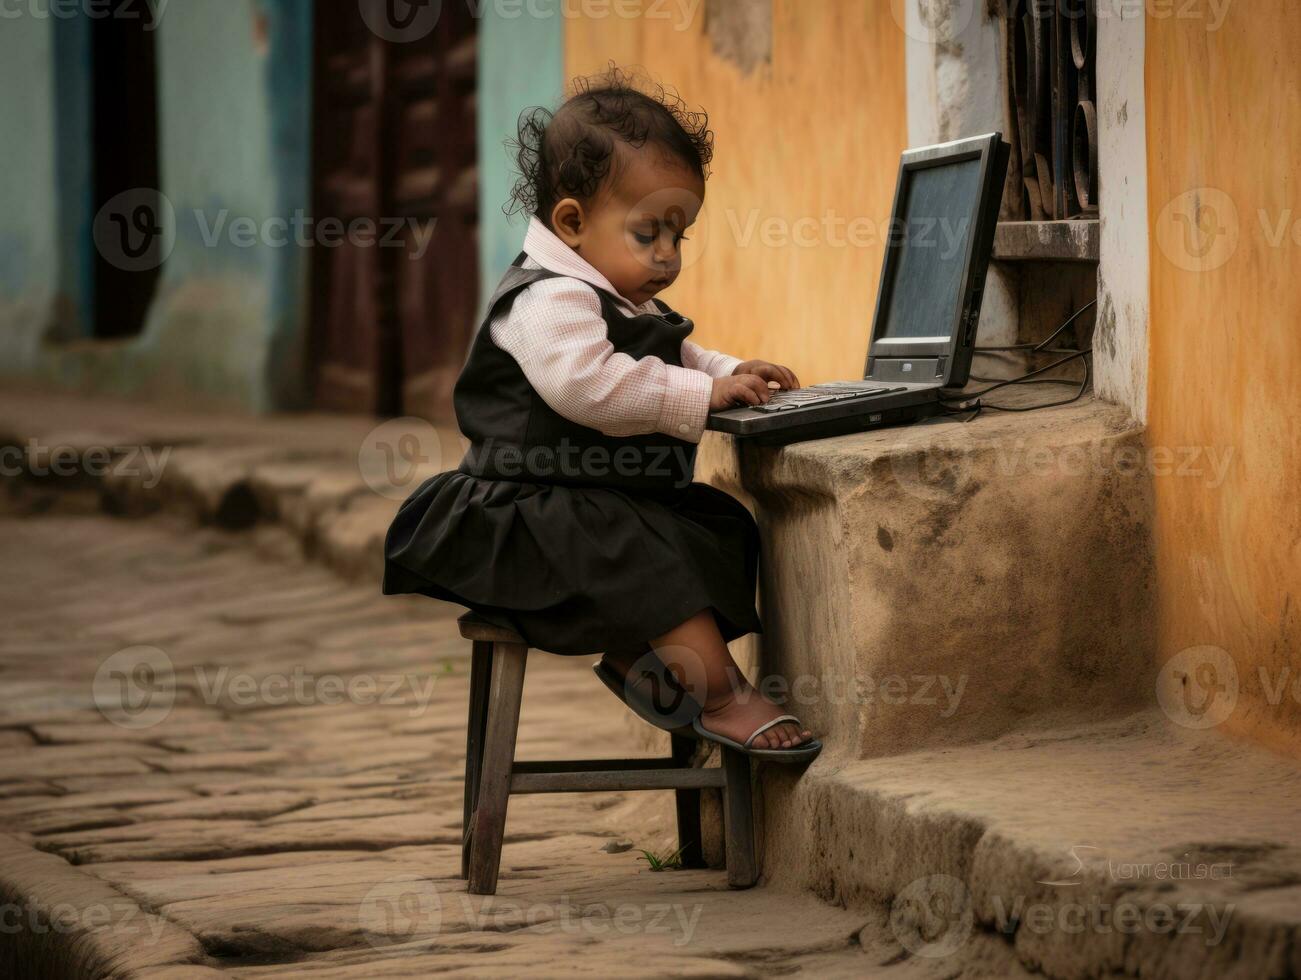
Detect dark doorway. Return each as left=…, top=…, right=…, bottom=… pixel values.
left=91, top=9, right=162, bottom=339
left=311, top=1, right=480, bottom=418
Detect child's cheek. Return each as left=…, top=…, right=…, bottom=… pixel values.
left=622, top=239, right=650, bottom=274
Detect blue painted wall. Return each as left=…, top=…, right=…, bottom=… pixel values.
left=0, top=16, right=59, bottom=361
left=262, top=0, right=315, bottom=410
left=130, top=0, right=314, bottom=410
left=0, top=0, right=560, bottom=410
left=0, top=0, right=313, bottom=412
left=476, top=4, right=565, bottom=314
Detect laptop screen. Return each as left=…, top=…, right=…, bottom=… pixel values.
left=875, top=157, right=983, bottom=342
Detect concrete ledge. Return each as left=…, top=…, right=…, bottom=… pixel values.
left=994, top=220, right=1101, bottom=263
left=759, top=711, right=1301, bottom=979
left=705, top=397, right=1156, bottom=760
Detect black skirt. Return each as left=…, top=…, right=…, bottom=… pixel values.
left=382, top=473, right=762, bottom=656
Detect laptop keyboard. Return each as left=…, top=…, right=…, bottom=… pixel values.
left=751, top=381, right=909, bottom=413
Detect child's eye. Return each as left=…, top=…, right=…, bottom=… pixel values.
left=632, top=231, right=655, bottom=245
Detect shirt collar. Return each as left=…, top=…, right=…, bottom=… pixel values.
left=523, top=216, right=642, bottom=313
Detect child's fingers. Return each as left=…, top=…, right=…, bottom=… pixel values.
left=761, top=362, right=797, bottom=389
left=735, top=375, right=771, bottom=404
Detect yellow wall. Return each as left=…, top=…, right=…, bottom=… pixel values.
left=1147, top=5, right=1301, bottom=755
left=565, top=0, right=908, bottom=383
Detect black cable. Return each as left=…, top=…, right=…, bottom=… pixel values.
left=973, top=299, right=1098, bottom=355
left=981, top=355, right=1092, bottom=412
left=938, top=402, right=983, bottom=423
left=969, top=373, right=1080, bottom=384
left=944, top=299, right=1098, bottom=413
left=969, top=346, right=1089, bottom=383
left=942, top=348, right=1092, bottom=401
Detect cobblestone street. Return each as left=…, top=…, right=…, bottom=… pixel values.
left=0, top=509, right=1001, bottom=978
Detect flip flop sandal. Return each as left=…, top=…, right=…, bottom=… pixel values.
left=691, top=713, right=823, bottom=763
left=592, top=657, right=701, bottom=739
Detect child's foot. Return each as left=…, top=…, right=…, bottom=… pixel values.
left=699, top=684, right=814, bottom=750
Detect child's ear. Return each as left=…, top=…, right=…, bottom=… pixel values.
left=550, top=199, right=585, bottom=247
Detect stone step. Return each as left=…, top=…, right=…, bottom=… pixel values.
left=761, top=710, right=1301, bottom=979
left=703, top=397, right=1158, bottom=760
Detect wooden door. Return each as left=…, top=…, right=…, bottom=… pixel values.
left=390, top=3, right=480, bottom=420
left=311, top=2, right=479, bottom=417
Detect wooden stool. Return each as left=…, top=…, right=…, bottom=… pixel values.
left=457, top=612, right=757, bottom=895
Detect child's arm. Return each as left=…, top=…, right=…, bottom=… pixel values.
left=493, top=278, right=716, bottom=441
left=681, top=341, right=741, bottom=380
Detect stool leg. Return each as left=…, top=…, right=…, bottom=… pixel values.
left=461, top=640, right=494, bottom=879
left=467, top=641, right=528, bottom=895
left=671, top=734, right=706, bottom=869
left=721, top=747, right=757, bottom=888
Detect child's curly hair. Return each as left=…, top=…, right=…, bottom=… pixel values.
left=506, top=66, right=714, bottom=223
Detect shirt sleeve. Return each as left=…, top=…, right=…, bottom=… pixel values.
left=681, top=340, right=743, bottom=379
left=490, top=277, right=715, bottom=443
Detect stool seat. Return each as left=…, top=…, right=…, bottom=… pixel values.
left=458, top=612, right=525, bottom=645
left=455, top=610, right=757, bottom=895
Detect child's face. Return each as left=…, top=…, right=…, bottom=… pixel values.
left=551, top=151, right=704, bottom=307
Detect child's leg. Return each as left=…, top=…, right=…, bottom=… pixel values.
left=652, top=610, right=813, bottom=750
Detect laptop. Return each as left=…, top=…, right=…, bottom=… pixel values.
left=708, top=133, right=1011, bottom=447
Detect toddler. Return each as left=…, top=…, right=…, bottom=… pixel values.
left=385, top=70, right=819, bottom=759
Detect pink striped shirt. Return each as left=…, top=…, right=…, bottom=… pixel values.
left=487, top=217, right=742, bottom=444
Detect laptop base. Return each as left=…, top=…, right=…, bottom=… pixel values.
left=741, top=397, right=944, bottom=448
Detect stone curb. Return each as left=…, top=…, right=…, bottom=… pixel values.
left=0, top=408, right=447, bottom=586
left=0, top=833, right=214, bottom=979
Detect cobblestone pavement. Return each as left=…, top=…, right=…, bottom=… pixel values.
left=0, top=511, right=1013, bottom=978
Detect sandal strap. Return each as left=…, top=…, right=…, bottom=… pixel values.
left=743, top=714, right=802, bottom=749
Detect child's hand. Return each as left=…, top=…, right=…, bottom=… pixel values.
left=734, top=360, right=801, bottom=390
left=710, top=374, right=773, bottom=411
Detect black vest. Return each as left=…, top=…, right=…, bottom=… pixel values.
left=454, top=256, right=699, bottom=492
